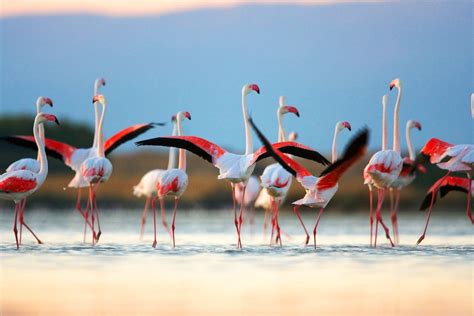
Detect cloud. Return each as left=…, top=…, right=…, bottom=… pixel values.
left=1, top=0, right=384, bottom=17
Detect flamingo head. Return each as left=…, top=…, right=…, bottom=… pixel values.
left=92, top=94, right=106, bottom=105
left=94, top=78, right=106, bottom=91
left=288, top=131, right=298, bottom=141
left=37, top=96, right=53, bottom=109
left=243, top=84, right=260, bottom=96
left=177, top=111, right=191, bottom=121
left=389, top=78, right=401, bottom=90
left=407, top=120, right=422, bottom=131
left=281, top=105, right=300, bottom=117
left=336, top=121, right=352, bottom=132
left=38, top=113, right=60, bottom=126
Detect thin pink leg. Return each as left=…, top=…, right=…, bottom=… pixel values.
left=466, top=172, right=473, bottom=224
left=83, top=193, right=90, bottom=243
left=312, top=208, right=325, bottom=251
left=19, top=199, right=26, bottom=244
left=230, top=184, right=241, bottom=248
left=18, top=199, right=42, bottom=244
left=368, top=187, right=374, bottom=247
left=171, top=197, right=179, bottom=248
left=13, top=202, right=19, bottom=249
left=391, top=190, right=400, bottom=245
left=294, top=205, right=310, bottom=245
left=274, top=199, right=282, bottom=247
left=159, top=198, right=172, bottom=237
left=269, top=198, right=276, bottom=246
left=75, top=188, right=86, bottom=219
left=89, top=186, right=95, bottom=246
left=151, top=197, right=158, bottom=248
left=237, top=184, right=247, bottom=248
left=374, top=189, right=394, bottom=247
left=140, top=197, right=151, bottom=240
left=92, top=185, right=102, bottom=242
left=374, top=189, right=382, bottom=247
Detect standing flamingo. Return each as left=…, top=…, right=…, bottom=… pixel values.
left=253, top=96, right=300, bottom=242
left=134, top=115, right=178, bottom=239
left=388, top=120, right=423, bottom=244
left=80, top=95, right=113, bottom=245
left=3, top=80, right=159, bottom=234
left=0, top=112, right=59, bottom=249
left=415, top=138, right=473, bottom=244
left=365, top=78, right=405, bottom=247
left=149, top=111, right=191, bottom=248
left=363, top=94, right=388, bottom=246
left=249, top=118, right=368, bottom=250
left=136, top=84, right=330, bottom=248
left=5, top=96, right=53, bottom=244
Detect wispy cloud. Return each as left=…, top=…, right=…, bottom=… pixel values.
left=1, top=0, right=385, bottom=17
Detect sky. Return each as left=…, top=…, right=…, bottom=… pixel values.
left=0, top=0, right=472, bottom=154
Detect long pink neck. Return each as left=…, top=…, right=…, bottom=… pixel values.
left=92, top=80, right=102, bottom=148
left=242, top=92, right=252, bottom=155
left=96, top=102, right=106, bottom=158
left=382, top=95, right=388, bottom=151
left=393, top=86, right=402, bottom=153
left=177, top=117, right=186, bottom=171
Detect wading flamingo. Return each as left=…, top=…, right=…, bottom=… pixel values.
left=365, top=79, right=405, bottom=247
left=0, top=112, right=59, bottom=249
left=415, top=138, right=473, bottom=244
left=3, top=79, right=159, bottom=230
left=134, top=115, right=177, bottom=239
left=150, top=111, right=191, bottom=248
left=388, top=120, right=423, bottom=244
left=136, top=84, right=330, bottom=248
left=249, top=118, right=368, bottom=250
left=80, top=95, right=113, bottom=245
left=255, top=97, right=300, bottom=245
left=5, top=96, right=53, bottom=244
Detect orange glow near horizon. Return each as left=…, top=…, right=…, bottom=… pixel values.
left=1, top=0, right=384, bottom=17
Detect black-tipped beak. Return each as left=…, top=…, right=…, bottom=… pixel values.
left=92, top=95, right=99, bottom=103
left=54, top=117, right=60, bottom=126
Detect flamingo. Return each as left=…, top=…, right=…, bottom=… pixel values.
left=363, top=94, right=388, bottom=246
left=388, top=120, right=423, bottom=244
left=0, top=112, right=59, bottom=249
left=415, top=138, right=473, bottom=244
left=419, top=176, right=473, bottom=216
left=2, top=81, right=159, bottom=234
left=249, top=118, right=368, bottom=250
left=365, top=78, right=405, bottom=247
left=136, top=84, right=330, bottom=248
left=5, top=96, right=53, bottom=244
left=149, top=111, right=191, bottom=248
left=80, top=94, right=113, bottom=245
left=134, top=115, right=178, bottom=239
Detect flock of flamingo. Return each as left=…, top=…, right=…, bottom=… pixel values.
left=0, top=78, right=472, bottom=250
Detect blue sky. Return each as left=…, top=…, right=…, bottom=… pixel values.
left=0, top=1, right=472, bottom=154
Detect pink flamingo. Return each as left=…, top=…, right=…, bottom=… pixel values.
left=365, top=79, right=405, bottom=247
left=415, top=138, right=473, bottom=244
left=134, top=115, right=178, bottom=239
left=388, top=120, right=423, bottom=244
left=254, top=96, right=300, bottom=245
left=136, top=84, right=330, bottom=248
left=80, top=95, right=113, bottom=245
left=0, top=112, right=59, bottom=249
left=6, top=96, right=53, bottom=244
left=249, top=118, right=368, bottom=250
left=150, top=111, right=191, bottom=248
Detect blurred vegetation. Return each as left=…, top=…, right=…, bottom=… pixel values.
left=0, top=115, right=464, bottom=212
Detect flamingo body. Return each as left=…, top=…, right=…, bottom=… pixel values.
left=81, top=156, right=113, bottom=184
left=260, top=163, right=292, bottom=198
left=133, top=169, right=165, bottom=198
left=6, top=159, right=40, bottom=173
left=365, top=150, right=403, bottom=189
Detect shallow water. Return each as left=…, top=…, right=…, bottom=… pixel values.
left=1, top=208, right=473, bottom=315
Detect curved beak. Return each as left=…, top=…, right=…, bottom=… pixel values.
left=343, top=121, right=352, bottom=131
left=249, top=84, right=260, bottom=94
left=184, top=111, right=192, bottom=120
left=415, top=121, right=422, bottom=131
left=285, top=106, right=300, bottom=117
left=93, top=95, right=100, bottom=103
left=45, top=98, right=53, bottom=107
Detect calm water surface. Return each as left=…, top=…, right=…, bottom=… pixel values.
left=1, top=208, right=472, bottom=315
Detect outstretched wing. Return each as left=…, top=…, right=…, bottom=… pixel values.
left=1, top=135, right=76, bottom=164
left=420, top=176, right=470, bottom=210
left=248, top=118, right=312, bottom=179
left=317, top=128, right=369, bottom=191
left=253, top=141, right=330, bottom=166
left=105, top=123, right=161, bottom=156
left=136, top=135, right=226, bottom=163
left=416, top=138, right=453, bottom=165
